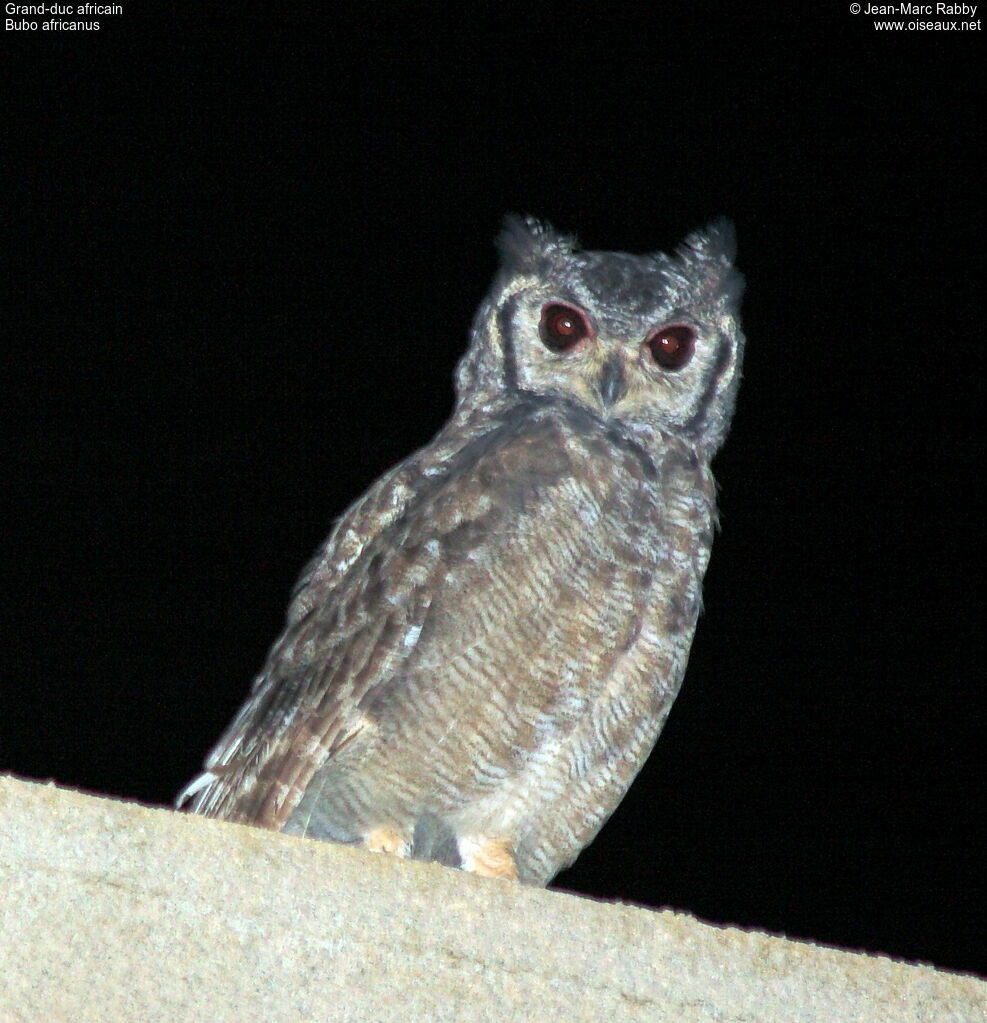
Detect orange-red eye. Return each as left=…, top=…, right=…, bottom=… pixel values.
left=646, top=325, right=696, bottom=370
left=540, top=304, right=590, bottom=352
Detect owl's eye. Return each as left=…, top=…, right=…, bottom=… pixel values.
left=540, top=303, right=591, bottom=352
left=646, top=325, right=696, bottom=370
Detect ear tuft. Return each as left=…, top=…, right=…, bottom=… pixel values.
left=495, top=215, right=577, bottom=274
left=679, top=218, right=737, bottom=265
left=673, top=218, right=744, bottom=311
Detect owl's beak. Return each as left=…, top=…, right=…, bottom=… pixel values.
left=596, top=352, right=627, bottom=408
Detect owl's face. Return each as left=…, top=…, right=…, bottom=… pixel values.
left=457, top=218, right=745, bottom=457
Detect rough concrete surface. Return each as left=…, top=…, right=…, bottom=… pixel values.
left=0, top=775, right=982, bottom=1022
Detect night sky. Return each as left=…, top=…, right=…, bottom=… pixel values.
left=4, top=5, right=983, bottom=976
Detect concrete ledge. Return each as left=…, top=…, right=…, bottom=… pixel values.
left=0, top=775, right=982, bottom=1022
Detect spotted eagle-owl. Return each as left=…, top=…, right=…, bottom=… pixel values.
left=178, top=217, right=745, bottom=886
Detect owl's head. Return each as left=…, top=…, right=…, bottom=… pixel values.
left=455, top=216, right=745, bottom=457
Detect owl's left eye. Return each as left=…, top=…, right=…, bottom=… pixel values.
left=645, top=324, right=696, bottom=371
left=540, top=303, right=591, bottom=352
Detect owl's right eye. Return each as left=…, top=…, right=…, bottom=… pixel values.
left=540, top=303, right=591, bottom=352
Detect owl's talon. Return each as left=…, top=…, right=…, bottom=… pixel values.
left=458, top=835, right=519, bottom=881
left=364, top=826, right=412, bottom=858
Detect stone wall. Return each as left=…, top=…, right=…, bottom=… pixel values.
left=0, top=775, right=981, bottom=1022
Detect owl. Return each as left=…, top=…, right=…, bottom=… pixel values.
left=178, top=216, right=745, bottom=887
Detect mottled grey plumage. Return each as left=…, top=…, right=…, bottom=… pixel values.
left=178, top=217, right=745, bottom=886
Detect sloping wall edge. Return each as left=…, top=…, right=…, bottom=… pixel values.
left=0, top=775, right=981, bottom=1022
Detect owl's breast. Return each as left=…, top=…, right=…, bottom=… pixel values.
left=349, top=403, right=714, bottom=747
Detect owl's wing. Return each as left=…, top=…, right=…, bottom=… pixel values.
left=176, top=445, right=430, bottom=820
left=179, top=409, right=665, bottom=829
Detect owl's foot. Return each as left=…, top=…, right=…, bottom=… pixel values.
left=364, top=826, right=412, bottom=858
left=458, top=835, right=519, bottom=881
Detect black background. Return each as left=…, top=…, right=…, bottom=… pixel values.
left=3, top=4, right=983, bottom=975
